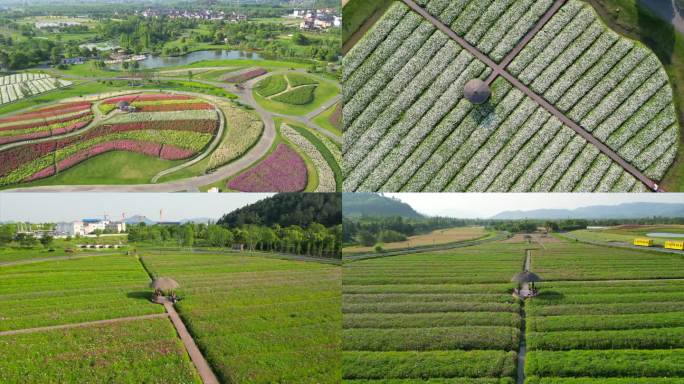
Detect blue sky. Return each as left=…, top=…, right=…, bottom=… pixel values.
left=0, top=193, right=274, bottom=222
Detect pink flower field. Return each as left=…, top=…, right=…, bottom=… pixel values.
left=228, top=144, right=307, bottom=192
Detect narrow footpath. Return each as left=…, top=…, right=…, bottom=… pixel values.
left=0, top=313, right=169, bottom=337
left=517, top=250, right=532, bottom=384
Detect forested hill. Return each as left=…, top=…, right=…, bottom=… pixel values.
left=218, top=193, right=341, bottom=228
left=343, top=193, right=422, bottom=218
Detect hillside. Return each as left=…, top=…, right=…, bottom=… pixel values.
left=218, top=192, right=341, bottom=228
left=342, top=193, right=422, bottom=218
left=492, top=202, right=684, bottom=220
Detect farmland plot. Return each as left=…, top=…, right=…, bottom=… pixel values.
left=0, top=93, right=220, bottom=186
left=343, top=242, right=526, bottom=382
left=0, top=102, right=93, bottom=145
left=141, top=252, right=341, bottom=384
left=342, top=0, right=678, bottom=192
left=0, top=73, right=71, bottom=105
left=227, top=143, right=308, bottom=192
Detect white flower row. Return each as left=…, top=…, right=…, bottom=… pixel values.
left=0, top=73, right=49, bottom=86
left=594, top=163, right=625, bottom=192
left=578, top=54, right=660, bottom=131
left=607, top=86, right=672, bottom=149
left=487, top=116, right=562, bottom=191
left=463, top=0, right=514, bottom=47
left=344, top=12, right=425, bottom=104
left=531, top=136, right=586, bottom=192
left=344, top=34, right=454, bottom=151
left=593, top=71, right=668, bottom=141
left=508, top=1, right=583, bottom=75
left=562, top=44, right=645, bottom=116
left=618, top=106, right=676, bottom=162
left=448, top=98, right=541, bottom=191
left=343, top=40, right=461, bottom=174
left=479, top=0, right=540, bottom=56
left=424, top=0, right=451, bottom=18
left=552, top=144, right=599, bottom=191
left=106, top=110, right=217, bottom=124
left=543, top=31, right=619, bottom=103
left=489, top=0, right=555, bottom=61
left=423, top=87, right=526, bottom=192
left=644, top=145, right=677, bottom=181
left=440, top=0, right=476, bottom=27
left=518, top=7, right=597, bottom=85
left=631, top=181, right=650, bottom=193
left=530, top=21, right=604, bottom=94
left=281, top=125, right=336, bottom=192
left=343, top=26, right=447, bottom=133
left=0, top=77, right=65, bottom=105
left=451, top=0, right=495, bottom=37
left=632, top=126, right=677, bottom=172
left=510, top=127, right=575, bottom=191
left=573, top=154, right=611, bottom=192
left=469, top=107, right=551, bottom=192
left=355, top=53, right=480, bottom=191
left=611, top=172, right=637, bottom=192
left=343, top=3, right=409, bottom=81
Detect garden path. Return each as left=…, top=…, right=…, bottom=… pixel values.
left=0, top=313, right=168, bottom=336
left=400, top=0, right=662, bottom=191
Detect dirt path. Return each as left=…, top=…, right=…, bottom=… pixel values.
left=0, top=313, right=168, bottom=337
left=400, top=0, right=660, bottom=192
left=161, top=298, right=220, bottom=384
left=0, top=251, right=122, bottom=267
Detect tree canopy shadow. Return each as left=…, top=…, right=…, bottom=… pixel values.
left=637, top=0, right=676, bottom=64
left=127, top=291, right=152, bottom=301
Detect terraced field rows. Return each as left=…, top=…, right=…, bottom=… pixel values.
left=0, top=73, right=71, bottom=104
left=343, top=243, right=526, bottom=382
left=141, top=252, right=341, bottom=383
left=342, top=0, right=678, bottom=192
left=0, top=102, right=93, bottom=145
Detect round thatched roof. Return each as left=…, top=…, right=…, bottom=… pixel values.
left=511, top=271, right=542, bottom=283
left=150, top=277, right=179, bottom=291
left=464, top=79, right=490, bottom=104
left=117, top=101, right=130, bottom=108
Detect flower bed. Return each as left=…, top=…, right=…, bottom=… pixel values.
left=0, top=115, right=93, bottom=145
left=207, top=104, right=263, bottom=170
left=281, top=124, right=336, bottom=192
left=227, top=144, right=307, bottom=192
left=0, top=102, right=91, bottom=124
left=134, top=103, right=215, bottom=112
left=224, top=68, right=267, bottom=83
left=102, top=94, right=192, bottom=104
left=272, top=85, right=317, bottom=105
left=255, top=75, right=288, bottom=97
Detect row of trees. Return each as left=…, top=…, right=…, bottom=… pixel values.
left=128, top=222, right=342, bottom=258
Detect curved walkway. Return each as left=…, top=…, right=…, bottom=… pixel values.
left=401, top=0, right=661, bottom=192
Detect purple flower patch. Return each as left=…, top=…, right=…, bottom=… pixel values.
left=228, top=144, right=307, bottom=192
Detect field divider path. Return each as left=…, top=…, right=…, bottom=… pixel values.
left=0, top=313, right=168, bottom=337
left=558, top=232, right=684, bottom=255
left=400, top=0, right=661, bottom=192
left=517, top=249, right=532, bottom=384
left=0, top=251, right=125, bottom=267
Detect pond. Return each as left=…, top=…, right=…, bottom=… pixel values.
left=108, top=49, right=264, bottom=70
left=647, top=232, right=684, bottom=238
left=639, top=0, right=684, bottom=34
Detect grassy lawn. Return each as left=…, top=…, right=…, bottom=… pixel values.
left=141, top=251, right=341, bottom=383
left=585, top=0, right=684, bottom=190
left=54, top=62, right=124, bottom=78
left=344, top=226, right=490, bottom=254
left=253, top=77, right=339, bottom=116
left=313, top=102, right=343, bottom=137
left=7, top=152, right=183, bottom=188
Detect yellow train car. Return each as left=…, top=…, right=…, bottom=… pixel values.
left=664, top=240, right=684, bottom=250
left=633, top=238, right=653, bottom=247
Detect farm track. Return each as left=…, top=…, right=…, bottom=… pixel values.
left=389, top=0, right=662, bottom=192
left=0, top=251, right=124, bottom=267
left=559, top=232, right=684, bottom=256
left=0, top=313, right=169, bottom=336
left=2, top=69, right=340, bottom=192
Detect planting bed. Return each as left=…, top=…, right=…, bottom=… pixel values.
left=0, top=102, right=93, bottom=145
left=0, top=73, right=72, bottom=105
left=342, top=0, right=679, bottom=192
left=0, top=93, right=219, bottom=187
left=227, top=143, right=308, bottom=192
left=207, top=100, right=264, bottom=171
left=141, top=251, right=341, bottom=384
left=223, top=67, right=268, bottom=83
left=282, top=123, right=340, bottom=192
left=343, top=242, right=525, bottom=382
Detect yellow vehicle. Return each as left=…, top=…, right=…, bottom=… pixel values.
left=664, top=240, right=684, bottom=250
left=633, top=238, right=653, bottom=247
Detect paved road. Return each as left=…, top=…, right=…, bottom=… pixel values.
left=3, top=68, right=341, bottom=192
left=401, top=0, right=660, bottom=192
left=162, top=298, right=220, bottom=384
left=0, top=313, right=169, bottom=336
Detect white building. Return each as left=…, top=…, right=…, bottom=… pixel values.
left=56, top=221, right=85, bottom=237
left=82, top=218, right=108, bottom=234
left=106, top=222, right=127, bottom=233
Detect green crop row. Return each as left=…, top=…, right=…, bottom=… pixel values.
left=346, top=379, right=516, bottom=384
left=527, top=327, right=684, bottom=350
left=526, top=301, right=684, bottom=316
left=272, top=85, right=317, bottom=105
left=526, top=377, right=684, bottom=384
left=527, top=311, right=684, bottom=332
left=255, top=75, right=288, bottom=97
left=344, top=350, right=517, bottom=380
left=343, top=301, right=520, bottom=314
left=531, top=291, right=684, bottom=306
left=344, top=326, right=520, bottom=351
left=343, top=283, right=515, bottom=295
left=343, top=293, right=515, bottom=304
left=287, top=73, right=319, bottom=87
left=344, top=312, right=521, bottom=329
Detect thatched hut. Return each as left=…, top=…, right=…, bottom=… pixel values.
left=150, top=277, right=180, bottom=297
left=511, top=271, right=542, bottom=297
left=464, top=79, right=491, bottom=104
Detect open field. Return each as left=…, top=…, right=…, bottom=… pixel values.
left=569, top=226, right=684, bottom=246
left=141, top=251, right=341, bottom=383
left=343, top=242, right=525, bottom=382
left=344, top=226, right=489, bottom=254
left=343, top=0, right=678, bottom=192
left=254, top=73, right=340, bottom=116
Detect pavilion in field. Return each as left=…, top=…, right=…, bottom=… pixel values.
left=150, top=277, right=180, bottom=303
left=512, top=271, right=541, bottom=299
left=464, top=79, right=491, bottom=105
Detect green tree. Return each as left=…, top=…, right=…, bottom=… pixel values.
left=40, top=235, right=54, bottom=248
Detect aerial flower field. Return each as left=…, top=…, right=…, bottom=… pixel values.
left=0, top=73, right=72, bottom=105
left=227, top=143, right=308, bottom=192
left=342, top=0, right=679, bottom=192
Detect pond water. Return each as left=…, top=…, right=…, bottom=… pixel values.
left=647, top=232, right=684, bottom=238
left=108, top=49, right=264, bottom=70
left=639, top=0, right=684, bottom=34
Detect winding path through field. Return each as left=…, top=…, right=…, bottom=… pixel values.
left=400, top=0, right=662, bottom=192
left=3, top=68, right=340, bottom=192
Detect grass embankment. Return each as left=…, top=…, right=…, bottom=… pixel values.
left=253, top=74, right=339, bottom=116
left=342, top=0, right=394, bottom=44
left=313, top=102, right=343, bottom=137
left=585, top=0, right=684, bottom=190
left=344, top=226, right=489, bottom=254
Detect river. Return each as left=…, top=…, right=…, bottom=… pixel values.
left=108, top=49, right=264, bottom=70
left=647, top=232, right=684, bottom=238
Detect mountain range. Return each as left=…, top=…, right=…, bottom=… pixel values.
left=342, top=193, right=422, bottom=218
left=491, top=202, right=684, bottom=220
